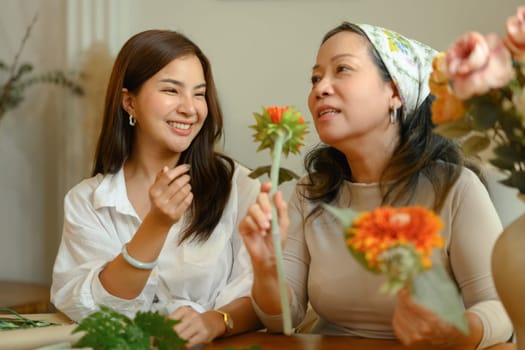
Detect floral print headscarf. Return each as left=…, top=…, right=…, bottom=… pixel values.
left=357, top=24, right=438, bottom=120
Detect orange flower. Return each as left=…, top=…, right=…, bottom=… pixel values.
left=429, top=52, right=450, bottom=97
left=266, top=106, right=290, bottom=124
left=429, top=53, right=468, bottom=125
left=251, top=105, right=308, bottom=156
left=431, top=94, right=467, bottom=125
left=345, top=206, right=444, bottom=270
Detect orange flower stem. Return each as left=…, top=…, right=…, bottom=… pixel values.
left=270, top=129, right=292, bottom=335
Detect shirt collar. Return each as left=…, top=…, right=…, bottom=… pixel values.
left=93, top=167, right=138, bottom=217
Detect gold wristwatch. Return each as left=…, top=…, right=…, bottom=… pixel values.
left=214, top=309, right=234, bottom=336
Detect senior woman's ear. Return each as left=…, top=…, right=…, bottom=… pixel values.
left=388, top=82, right=403, bottom=110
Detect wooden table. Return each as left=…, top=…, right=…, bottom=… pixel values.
left=203, top=332, right=517, bottom=350
left=0, top=281, right=52, bottom=314
left=0, top=314, right=516, bottom=350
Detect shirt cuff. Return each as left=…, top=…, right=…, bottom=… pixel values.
left=91, top=267, right=155, bottom=318
left=468, top=300, right=513, bottom=349
left=165, top=300, right=207, bottom=315
left=250, top=291, right=302, bottom=333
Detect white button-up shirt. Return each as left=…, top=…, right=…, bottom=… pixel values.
left=51, top=162, right=259, bottom=322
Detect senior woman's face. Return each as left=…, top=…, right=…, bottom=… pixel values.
left=307, top=31, right=395, bottom=148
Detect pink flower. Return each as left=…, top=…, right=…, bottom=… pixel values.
left=505, top=6, right=525, bottom=60
left=446, top=32, right=514, bottom=99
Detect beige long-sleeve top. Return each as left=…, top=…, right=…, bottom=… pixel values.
left=255, top=166, right=512, bottom=349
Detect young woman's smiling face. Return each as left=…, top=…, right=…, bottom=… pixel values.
left=124, top=54, right=208, bottom=156
left=308, top=31, right=397, bottom=149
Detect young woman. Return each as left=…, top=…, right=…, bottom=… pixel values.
left=239, top=23, right=512, bottom=349
left=51, top=29, right=261, bottom=347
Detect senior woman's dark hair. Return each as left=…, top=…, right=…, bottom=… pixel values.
left=92, top=29, right=233, bottom=243
left=303, top=22, right=484, bottom=213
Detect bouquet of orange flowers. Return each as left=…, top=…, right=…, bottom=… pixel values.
left=324, top=204, right=469, bottom=334
left=249, top=105, right=308, bottom=335
left=430, top=6, right=525, bottom=195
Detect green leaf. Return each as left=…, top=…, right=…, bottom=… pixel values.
left=514, top=171, right=525, bottom=194
left=248, top=166, right=271, bottom=180
left=412, top=265, right=469, bottom=334
left=433, top=119, right=472, bottom=138
left=135, top=311, right=185, bottom=350
left=489, top=158, right=515, bottom=171
left=502, top=170, right=525, bottom=194
left=493, top=144, right=523, bottom=163
left=469, top=101, right=500, bottom=130
left=0, top=307, right=59, bottom=330
left=461, top=134, right=490, bottom=155
left=13, top=63, right=33, bottom=80
left=73, top=305, right=187, bottom=350
left=378, top=245, right=422, bottom=295
left=248, top=166, right=300, bottom=185
left=321, top=204, right=379, bottom=273
left=321, top=203, right=359, bottom=229
left=348, top=245, right=381, bottom=274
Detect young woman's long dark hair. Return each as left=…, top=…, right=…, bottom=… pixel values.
left=303, top=22, right=483, bottom=212
left=92, top=30, right=233, bottom=243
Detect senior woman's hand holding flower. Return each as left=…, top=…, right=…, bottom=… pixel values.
left=240, top=106, right=308, bottom=335
left=323, top=204, right=469, bottom=340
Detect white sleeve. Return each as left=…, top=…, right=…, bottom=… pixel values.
left=50, top=184, right=157, bottom=322
left=214, top=163, right=261, bottom=308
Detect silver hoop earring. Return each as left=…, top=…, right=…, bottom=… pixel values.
left=390, top=108, right=397, bottom=124
left=129, top=115, right=136, bottom=126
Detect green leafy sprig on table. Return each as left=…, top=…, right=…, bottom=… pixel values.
left=72, top=306, right=187, bottom=350
left=0, top=307, right=59, bottom=330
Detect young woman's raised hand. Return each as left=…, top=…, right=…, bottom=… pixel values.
left=148, top=164, right=193, bottom=225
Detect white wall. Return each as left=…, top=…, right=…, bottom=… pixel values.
left=0, top=0, right=69, bottom=284
left=0, top=0, right=524, bottom=285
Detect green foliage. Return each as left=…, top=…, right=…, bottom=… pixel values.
left=433, top=118, right=473, bottom=138
left=412, top=265, right=469, bottom=334
left=73, top=306, right=186, bottom=350
left=434, top=68, right=525, bottom=195
left=250, top=106, right=308, bottom=157
left=248, top=165, right=299, bottom=185
left=378, top=245, right=422, bottom=295
left=0, top=14, right=84, bottom=121
left=0, top=307, right=59, bottom=330
left=461, top=134, right=491, bottom=156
